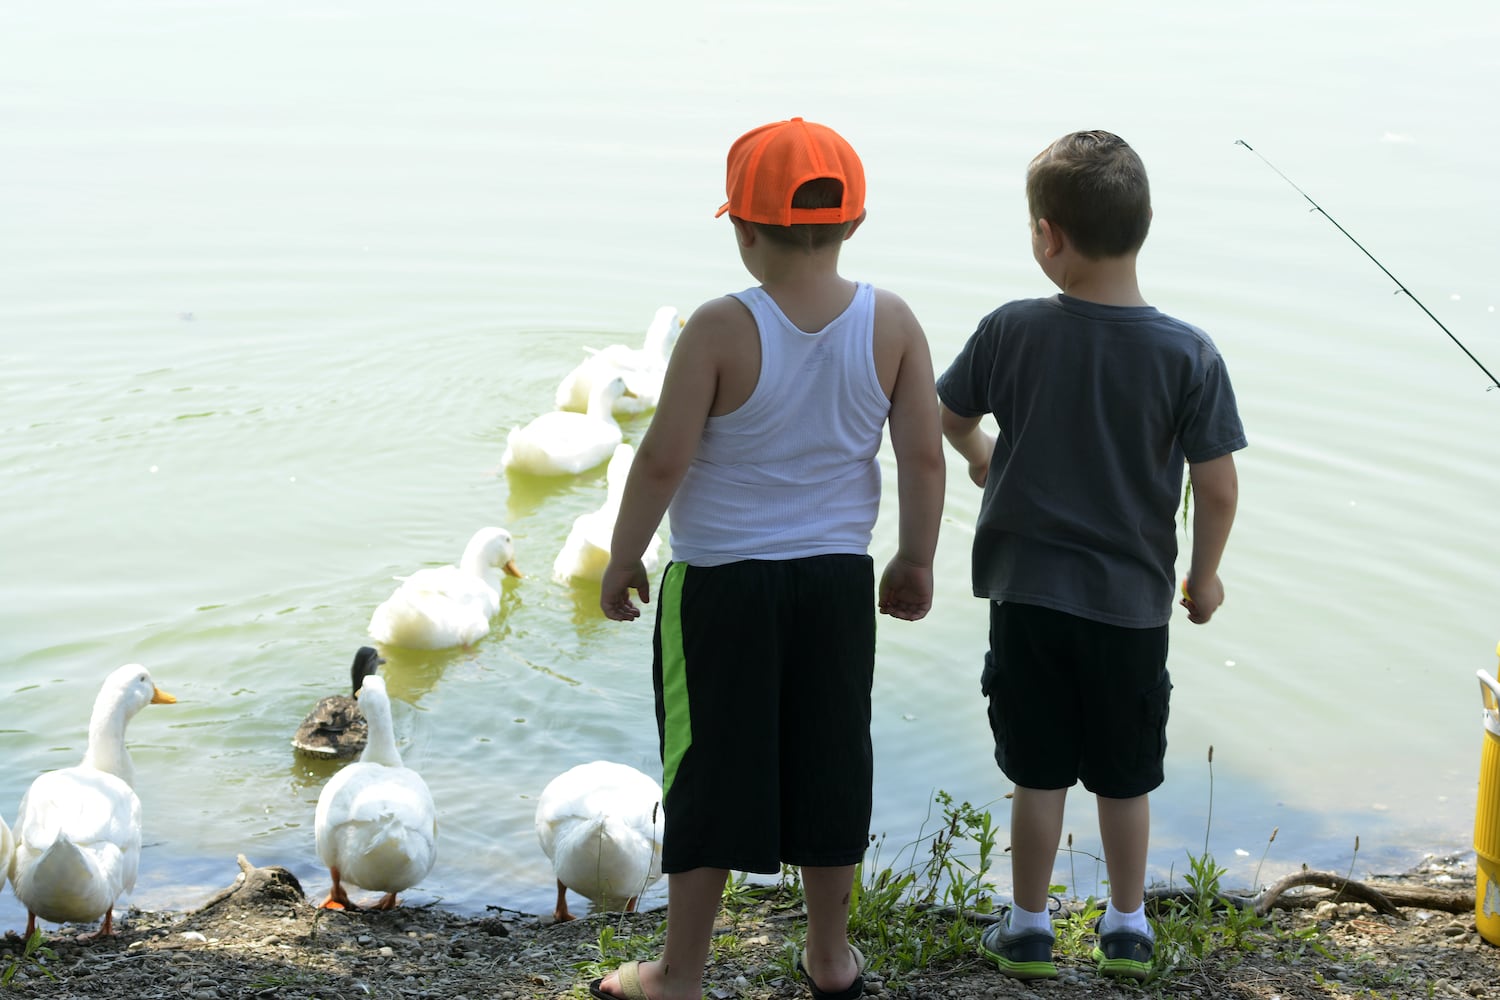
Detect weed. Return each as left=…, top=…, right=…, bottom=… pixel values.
left=1, top=929, right=57, bottom=986
left=569, top=772, right=1361, bottom=995
left=1334, top=836, right=1361, bottom=907
left=1253, top=825, right=1279, bottom=890
left=571, top=921, right=666, bottom=989
left=1203, top=745, right=1215, bottom=855
left=1052, top=896, right=1104, bottom=958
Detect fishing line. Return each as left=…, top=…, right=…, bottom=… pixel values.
left=1236, top=139, right=1499, bottom=392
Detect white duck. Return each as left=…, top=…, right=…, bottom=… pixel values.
left=503, top=374, right=632, bottom=477
left=368, top=527, right=523, bottom=650
left=0, top=814, right=12, bottom=898
left=314, top=674, right=437, bottom=910
left=10, top=663, right=176, bottom=937
left=552, top=443, right=661, bottom=586
left=291, top=646, right=385, bottom=760
left=535, top=761, right=664, bottom=922
left=555, top=306, right=683, bottom=418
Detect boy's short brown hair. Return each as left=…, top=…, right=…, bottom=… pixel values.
left=749, top=178, right=855, bottom=251
left=1026, top=130, right=1151, bottom=259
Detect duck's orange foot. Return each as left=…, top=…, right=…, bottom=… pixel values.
left=78, top=908, right=116, bottom=940
left=322, top=869, right=357, bottom=911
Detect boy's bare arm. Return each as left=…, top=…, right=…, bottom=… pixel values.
left=940, top=405, right=994, bottom=488
left=1181, top=452, right=1238, bottom=624
left=599, top=301, right=728, bottom=621
left=878, top=296, right=945, bottom=621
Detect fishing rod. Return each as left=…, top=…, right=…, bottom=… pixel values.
left=1236, top=138, right=1499, bottom=392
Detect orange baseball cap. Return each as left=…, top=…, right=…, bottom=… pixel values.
left=715, top=117, right=865, bottom=226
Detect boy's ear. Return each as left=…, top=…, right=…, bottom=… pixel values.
left=730, top=215, right=756, bottom=247
left=1034, top=217, right=1067, bottom=258
left=843, top=208, right=868, bottom=240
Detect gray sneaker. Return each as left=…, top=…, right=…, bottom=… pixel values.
left=979, top=916, right=1057, bottom=980
left=1092, top=923, right=1154, bottom=980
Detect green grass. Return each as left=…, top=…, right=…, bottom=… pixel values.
left=567, top=751, right=1397, bottom=996
left=1, top=930, right=57, bottom=987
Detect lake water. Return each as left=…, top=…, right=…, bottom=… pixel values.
left=3, top=1, right=1499, bottom=929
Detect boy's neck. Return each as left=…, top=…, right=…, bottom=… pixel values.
left=1047, top=254, right=1148, bottom=308
left=754, top=247, right=856, bottom=331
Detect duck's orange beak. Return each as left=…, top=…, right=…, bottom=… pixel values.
left=151, top=686, right=178, bottom=705
left=503, top=559, right=524, bottom=579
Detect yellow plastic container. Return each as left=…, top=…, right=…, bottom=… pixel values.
left=1475, top=647, right=1500, bottom=947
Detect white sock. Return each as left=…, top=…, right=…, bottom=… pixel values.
left=1102, top=900, right=1153, bottom=938
left=1007, top=902, right=1053, bottom=935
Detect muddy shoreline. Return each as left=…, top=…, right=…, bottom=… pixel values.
left=2, top=853, right=1497, bottom=999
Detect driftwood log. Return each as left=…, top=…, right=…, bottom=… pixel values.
left=926, top=870, right=1475, bottom=924
left=1137, top=870, right=1476, bottom=920
left=193, top=854, right=307, bottom=915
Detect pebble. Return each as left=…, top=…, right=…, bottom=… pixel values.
left=379, top=946, right=395, bottom=957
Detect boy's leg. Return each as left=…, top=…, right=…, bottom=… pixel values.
left=780, top=557, right=872, bottom=994
left=800, top=864, right=862, bottom=993
left=1096, top=792, right=1150, bottom=913
left=1074, top=612, right=1168, bottom=925
left=1010, top=785, right=1068, bottom=912
left=977, top=784, right=1064, bottom=980
left=654, top=561, right=785, bottom=871
left=1076, top=614, right=1167, bottom=982
left=983, top=602, right=1079, bottom=912
left=979, top=603, right=1087, bottom=979
left=1092, top=795, right=1155, bottom=979
left=593, top=867, right=728, bottom=1000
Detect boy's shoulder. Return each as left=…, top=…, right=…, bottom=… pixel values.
left=690, top=292, right=755, bottom=324
left=982, top=295, right=1216, bottom=343
left=870, top=283, right=917, bottom=319
left=868, top=285, right=929, bottom=355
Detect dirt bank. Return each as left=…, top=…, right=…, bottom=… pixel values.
left=2, top=854, right=1496, bottom=999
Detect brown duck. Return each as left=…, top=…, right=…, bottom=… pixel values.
left=292, top=647, right=384, bottom=759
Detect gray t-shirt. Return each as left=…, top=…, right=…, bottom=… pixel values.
left=936, top=294, right=1247, bottom=627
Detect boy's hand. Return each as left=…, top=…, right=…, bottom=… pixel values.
left=966, top=456, right=989, bottom=488
left=938, top=407, right=993, bottom=489
left=878, top=556, right=933, bottom=621
left=1179, top=574, right=1224, bottom=624
left=600, top=559, right=650, bottom=621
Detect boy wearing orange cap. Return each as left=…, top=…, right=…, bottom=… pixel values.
left=937, top=130, right=1245, bottom=982
left=593, top=118, right=945, bottom=1000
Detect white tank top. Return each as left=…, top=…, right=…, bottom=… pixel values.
left=667, top=282, right=890, bottom=566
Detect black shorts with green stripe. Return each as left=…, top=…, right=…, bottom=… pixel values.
left=652, top=554, right=875, bottom=874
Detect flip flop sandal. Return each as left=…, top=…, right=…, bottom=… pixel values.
left=588, top=960, right=652, bottom=1000
left=796, top=944, right=866, bottom=1000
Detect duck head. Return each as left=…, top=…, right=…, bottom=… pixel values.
left=351, top=646, right=385, bottom=697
